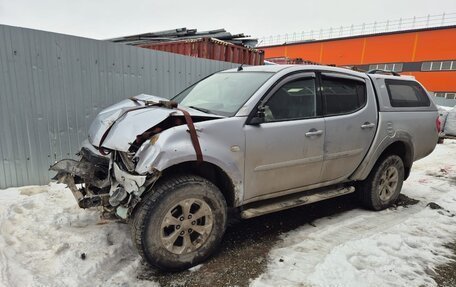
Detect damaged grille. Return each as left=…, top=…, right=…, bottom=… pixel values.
left=50, top=147, right=110, bottom=208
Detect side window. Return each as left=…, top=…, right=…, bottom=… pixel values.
left=321, top=76, right=366, bottom=116
left=264, top=78, right=316, bottom=122
left=385, top=79, right=430, bottom=107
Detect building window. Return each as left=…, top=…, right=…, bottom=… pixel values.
left=421, top=61, right=456, bottom=71
left=394, top=63, right=403, bottom=72
left=434, top=92, right=456, bottom=99
left=421, top=62, right=432, bottom=71
left=441, top=61, right=452, bottom=70
left=368, top=63, right=403, bottom=72
left=431, top=62, right=441, bottom=71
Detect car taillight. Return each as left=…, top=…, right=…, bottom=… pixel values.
left=436, top=116, right=441, bottom=132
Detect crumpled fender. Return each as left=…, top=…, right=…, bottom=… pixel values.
left=134, top=117, right=246, bottom=205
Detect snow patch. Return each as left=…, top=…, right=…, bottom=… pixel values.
left=188, top=264, right=204, bottom=272
left=252, top=140, right=456, bottom=287
left=0, top=183, right=156, bottom=287
left=0, top=141, right=455, bottom=287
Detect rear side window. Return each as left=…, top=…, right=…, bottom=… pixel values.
left=321, top=76, right=367, bottom=116
left=385, top=79, right=430, bottom=107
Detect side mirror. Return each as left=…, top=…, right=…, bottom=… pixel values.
left=249, top=106, right=265, bottom=125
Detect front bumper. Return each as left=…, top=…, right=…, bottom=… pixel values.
left=50, top=147, right=160, bottom=219
left=50, top=147, right=111, bottom=208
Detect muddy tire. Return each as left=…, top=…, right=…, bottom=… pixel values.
left=356, top=154, right=404, bottom=211
left=130, top=175, right=227, bottom=271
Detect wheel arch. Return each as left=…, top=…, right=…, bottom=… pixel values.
left=352, top=136, right=415, bottom=181
left=158, top=161, right=239, bottom=208
left=378, top=141, right=413, bottom=179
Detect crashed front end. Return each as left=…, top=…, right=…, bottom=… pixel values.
left=51, top=144, right=160, bottom=219
left=50, top=94, right=219, bottom=219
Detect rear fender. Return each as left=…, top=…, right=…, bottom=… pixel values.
left=350, top=131, right=414, bottom=181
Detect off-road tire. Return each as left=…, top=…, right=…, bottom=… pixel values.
left=130, top=174, right=227, bottom=271
left=356, top=154, right=404, bottom=211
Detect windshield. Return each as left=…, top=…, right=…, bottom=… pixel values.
left=173, top=72, right=273, bottom=116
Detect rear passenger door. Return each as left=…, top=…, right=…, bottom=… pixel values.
left=320, top=72, right=377, bottom=182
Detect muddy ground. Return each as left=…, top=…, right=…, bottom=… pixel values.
left=433, top=240, right=456, bottom=287
left=136, top=194, right=423, bottom=287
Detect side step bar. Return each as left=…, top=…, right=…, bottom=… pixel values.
left=241, top=186, right=355, bottom=219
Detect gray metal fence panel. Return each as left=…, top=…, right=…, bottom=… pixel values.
left=0, top=25, right=237, bottom=188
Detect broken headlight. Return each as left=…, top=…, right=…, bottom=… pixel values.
left=116, top=151, right=136, bottom=172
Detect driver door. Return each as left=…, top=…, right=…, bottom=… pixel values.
left=243, top=72, right=325, bottom=202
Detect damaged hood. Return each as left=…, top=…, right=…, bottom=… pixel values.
left=88, top=94, right=221, bottom=152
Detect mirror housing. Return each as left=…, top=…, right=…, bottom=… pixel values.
left=249, top=106, right=265, bottom=125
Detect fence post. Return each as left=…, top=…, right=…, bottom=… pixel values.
left=441, top=13, right=446, bottom=25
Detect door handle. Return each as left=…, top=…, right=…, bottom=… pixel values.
left=305, top=129, right=323, bottom=137
left=361, top=122, right=375, bottom=129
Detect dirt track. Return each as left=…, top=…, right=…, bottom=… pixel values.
left=138, top=194, right=356, bottom=286
left=136, top=194, right=419, bottom=287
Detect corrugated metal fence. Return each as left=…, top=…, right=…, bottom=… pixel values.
left=0, top=25, right=237, bottom=188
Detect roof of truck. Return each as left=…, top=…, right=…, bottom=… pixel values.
left=222, top=64, right=367, bottom=76
left=222, top=65, right=419, bottom=83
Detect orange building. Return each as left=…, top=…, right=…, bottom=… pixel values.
left=261, top=26, right=456, bottom=102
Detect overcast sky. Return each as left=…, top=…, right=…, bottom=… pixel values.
left=0, top=0, right=455, bottom=40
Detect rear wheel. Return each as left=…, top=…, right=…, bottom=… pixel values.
left=356, top=154, right=404, bottom=211
left=130, top=175, right=227, bottom=271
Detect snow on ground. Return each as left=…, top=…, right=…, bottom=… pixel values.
left=0, top=141, right=455, bottom=287
left=252, top=140, right=456, bottom=287
left=0, top=185, right=156, bottom=287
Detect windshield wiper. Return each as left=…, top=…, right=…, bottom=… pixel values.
left=188, top=106, right=212, bottom=114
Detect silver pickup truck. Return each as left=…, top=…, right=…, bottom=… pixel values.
left=51, top=65, right=439, bottom=271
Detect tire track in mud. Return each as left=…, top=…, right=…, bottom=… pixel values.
left=253, top=161, right=456, bottom=287
left=134, top=193, right=425, bottom=287
left=137, top=195, right=357, bottom=287
left=136, top=193, right=410, bottom=287
left=434, top=241, right=456, bottom=287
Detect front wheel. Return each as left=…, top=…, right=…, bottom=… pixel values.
left=356, top=154, right=404, bottom=211
left=130, top=175, right=227, bottom=271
